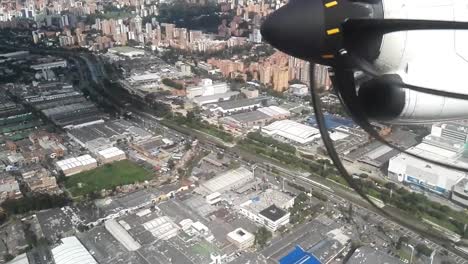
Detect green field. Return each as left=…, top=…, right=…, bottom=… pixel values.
left=65, top=160, right=153, bottom=197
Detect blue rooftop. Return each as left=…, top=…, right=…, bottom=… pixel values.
left=279, top=246, right=321, bottom=264
left=307, top=114, right=355, bottom=129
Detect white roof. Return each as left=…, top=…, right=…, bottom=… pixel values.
left=136, top=209, right=151, bottom=217
left=51, top=236, right=97, bottom=264
left=128, top=73, right=160, bottom=82
left=200, top=167, right=254, bottom=193
left=388, top=143, right=468, bottom=191
left=7, top=253, right=29, bottom=264
left=179, top=219, right=194, bottom=230
left=329, top=131, right=349, bottom=141
left=262, top=120, right=319, bottom=144
left=143, top=216, right=179, bottom=240
left=191, top=221, right=209, bottom=232
left=193, top=91, right=240, bottom=106
left=206, top=192, right=221, bottom=200
left=258, top=106, right=290, bottom=117
left=105, top=219, right=141, bottom=251
left=227, top=228, right=254, bottom=243
left=98, top=147, right=125, bottom=159
left=56, top=155, right=97, bottom=171
left=238, top=189, right=295, bottom=213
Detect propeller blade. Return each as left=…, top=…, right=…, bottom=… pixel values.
left=309, top=63, right=316, bottom=93
left=343, top=18, right=468, bottom=35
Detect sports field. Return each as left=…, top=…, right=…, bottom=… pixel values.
left=65, top=160, right=152, bottom=197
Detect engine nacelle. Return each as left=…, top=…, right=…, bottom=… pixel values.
left=358, top=73, right=468, bottom=124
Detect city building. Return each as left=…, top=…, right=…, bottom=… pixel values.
left=127, top=73, right=160, bottom=85
left=227, top=228, right=255, bottom=250
left=192, top=91, right=240, bottom=106
left=143, top=216, right=179, bottom=240
left=388, top=122, right=468, bottom=197
left=31, top=60, right=67, bottom=71
left=0, top=173, right=22, bottom=202
left=241, top=87, right=259, bottom=98
left=347, top=246, right=404, bottom=264
left=221, top=111, right=273, bottom=129
left=96, top=147, right=126, bottom=164
left=289, top=84, right=309, bottom=97
left=280, top=245, right=321, bottom=264
left=258, top=205, right=290, bottom=231
left=51, top=236, right=97, bottom=264
left=451, top=178, right=468, bottom=207
left=197, top=167, right=254, bottom=195
left=388, top=143, right=466, bottom=196
left=262, top=120, right=320, bottom=145
left=221, top=106, right=290, bottom=129
left=237, top=189, right=295, bottom=231
left=206, top=192, right=222, bottom=205
left=21, top=165, right=59, bottom=194
left=309, top=229, right=350, bottom=263
left=211, top=99, right=262, bottom=115
left=105, top=219, right=141, bottom=251
left=108, top=46, right=145, bottom=58
left=186, top=79, right=229, bottom=99
left=55, top=155, right=98, bottom=176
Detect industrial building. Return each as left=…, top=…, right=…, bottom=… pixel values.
left=51, top=236, right=97, bottom=264
left=388, top=143, right=467, bottom=196
left=31, top=59, right=67, bottom=71
left=227, top=228, right=255, bottom=250
left=192, top=91, right=240, bottom=106
left=451, top=178, right=468, bottom=208
left=108, top=46, right=145, bottom=58
left=237, top=189, right=295, bottom=231
left=221, top=111, right=272, bottom=129
left=127, top=73, right=160, bottom=85
left=388, top=122, right=468, bottom=197
left=25, top=90, right=86, bottom=110
left=96, top=147, right=126, bottom=164
left=186, top=78, right=228, bottom=99
left=55, top=155, right=97, bottom=176
left=221, top=106, right=290, bottom=129
left=211, top=98, right=263, bottom=115
left=347, top=246, right=404, bottom=264
left=41, top=102, right=103, bottom=128
left=197, top=167, right=254, bottom=195
left=67, top=120, right=148, bottom=149
left=279, top=245, right=321, bottom=264
left=262, top=120, right=320, bottom=145
left=143, top=216, right=179, bottom=240
left=104, top=219, right=141, bottom=251
left=206, top=192, right=222, bottom=205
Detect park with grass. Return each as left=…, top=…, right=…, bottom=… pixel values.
left=65, top=160, right=153, bottom=197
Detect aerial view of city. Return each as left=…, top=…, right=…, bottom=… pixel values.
left=0, top=0, right=467, bottom=263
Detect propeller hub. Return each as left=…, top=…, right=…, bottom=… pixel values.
left=261, top=0, right=383, bottom=65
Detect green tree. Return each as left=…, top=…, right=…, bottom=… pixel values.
left=416, top=243, right=433, bottom=257
left=167, top=159, right=176, bottom=170
left=359, top=173, right=369, bottom=179
left=3, top=254, right=14, bottom=262
left=254, top=227, right=272, bottom=248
